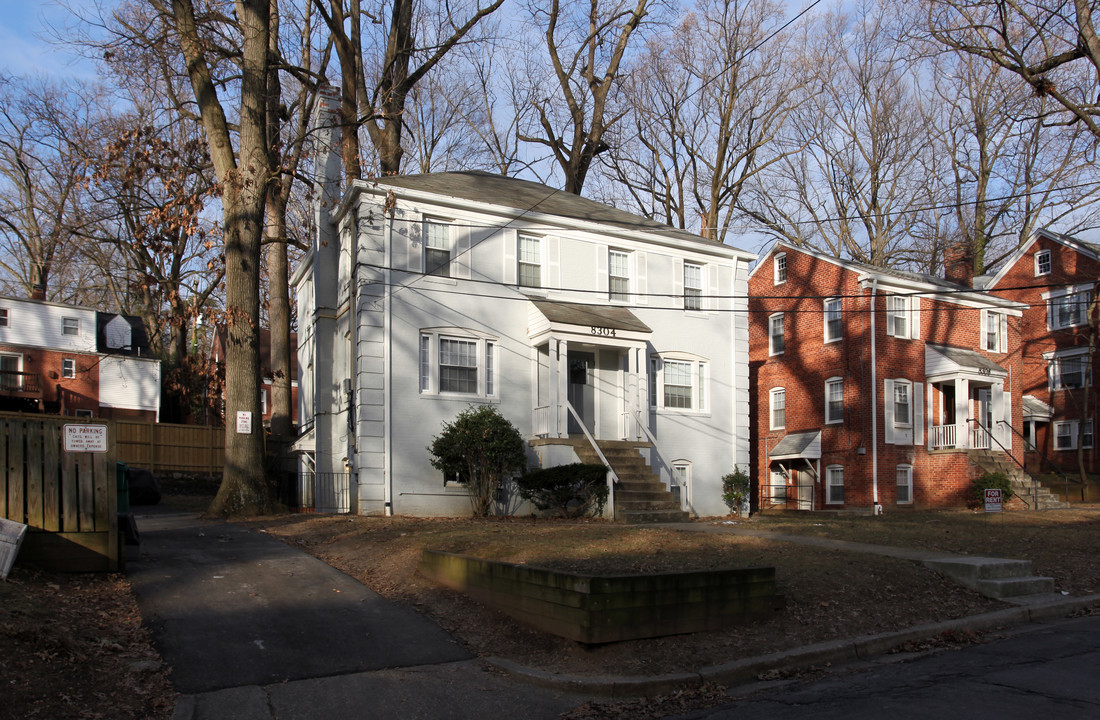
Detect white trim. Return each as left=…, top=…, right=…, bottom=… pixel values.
left=825, top=376, right=844, bottom=424
left=770, top=387, right=786, bottom=430
left=769, top=312, right=785, bottom=355
left=826, top=464, right=844, bottom=505
left=824, top=297, right=842, bottom=343
left=1035, top=248, right=1052, bottom=276
left=650, top=353, right=710, bottom=413
left=896, top=464, right=913, bottom=505
left=774, top=252, right=787, bottom=285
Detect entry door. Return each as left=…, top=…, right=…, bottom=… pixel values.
left=974, top=388, right=992, bottom=449
left=567, top=351, right=595, bottom=435
left=794, top=469, right=813, bottom=510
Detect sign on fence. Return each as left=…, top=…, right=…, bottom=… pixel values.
left=63, top=424, right=108, bottom=453
left=984, top=488, right=1003, bottom=513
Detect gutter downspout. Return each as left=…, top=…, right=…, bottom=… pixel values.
left=383, top=212, right=394, bottom=517
left=870, top=278, right=881, bottom=515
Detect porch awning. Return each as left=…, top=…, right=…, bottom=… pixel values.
left=769, top=430, right=822, bottom=461
left=1022, top=394, right=1054, bottom=421
left=289, top=426, right=315, bottom=453
left=529, top=299, right=652, bottom=333
left=925, top=343, right=1007, bottom=377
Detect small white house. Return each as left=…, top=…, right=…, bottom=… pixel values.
left=293, top=107, right=755, bottom=517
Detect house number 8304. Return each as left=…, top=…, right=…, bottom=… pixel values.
left=590, top=326, right=616, bottom=337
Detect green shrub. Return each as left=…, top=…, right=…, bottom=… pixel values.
left=721, top=466, right=751, bottom=517
left=970, top=471, right=1014, bottom=508
left=514, top=463, right=609, bottom=518
left=428, top=406, right=527, bottom=517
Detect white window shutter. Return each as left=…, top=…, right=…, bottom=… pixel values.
left=913, top=382, right=924, bottom=446
left=1002, top=386, right=1012, bottom=450
left=1000, top=313, right=1008, bottom=353
left=911, top=297, right=920, bottom=339
left=635, top=251, right=648, bottom=304
left=884, top=379, right=896, bottom=445
left=979, top=309, right=988, bottom=350
left=406, top=212, right=423, bottom=272
left=992, top=383, right=1005, bottom=447
left=503, top=229, right=517, bottom=285
left=672, top=258, right=684, bottom=308
left=548, top=236, right=560, bottom=289
left=708, top=264, right=719, bottom=311
left=596, top=245, right=608, bottom=293
left=454, top=226, right=471, bottom=279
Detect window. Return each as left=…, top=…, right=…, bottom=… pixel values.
left=683, top=262, right=703, bottom=310
left=887, top=296, right=909, bottom=338
left=770, top=387, right=785, bottom=430
left=774, top=252, right=787, bottom=284
left=0, top=354, right=20, bottom=390
left=1055, top=420, right=1094, bottom=451
left=62, top=317, right=80, bottom=336
left=62, top=358, right=75, bottom=379
left=518, top=234, right=541, bottom=288
left=984, top=311, right=1002, bottom=353
left=0, top=308, right=7, bottom=326
left=74, top=409, right=93, bottom=418
left=769, top=313, right=785, bottom=355
left=896, top=465, right=913, bottom=504
left=419, top=331, right=497, bottom=397
left=826, top=465, right=844, bottom=504
left=824, top=298, right=842, bottom=342
left=1035, top=249, right=1051, bottom=276
left=609, top=250, right=630, bottom=301
left=1049, top=289, right=1090, bottom=330
left=1049, top=350, right=1091, bottom=391
left=770, top=469, right=787, bottom=504
left=894, top=380, right=912, bottom=427
left=650, top=355, right=708, bottom=412
left=424, top=220, right=451, bottom=276
left=825, top=377, right=844, bottom=424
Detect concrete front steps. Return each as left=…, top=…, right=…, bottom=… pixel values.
left=572, top=439, right=689, bottom=524
left=967, top=450, right=1069, bottom=510
left=924, top=556, right=1055, bottom=601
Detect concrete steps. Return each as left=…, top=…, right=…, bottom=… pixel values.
left=924, top=556, right=1055, bottom=600
left=967, top=450, right=1070, bottom=510
left=572, top=440, right=689, bottom=524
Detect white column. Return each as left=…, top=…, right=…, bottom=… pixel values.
left=557, top=338, right=569, bottom=437
left=548, top=338, right=560, bottom=438
left=625, top=348, right=638, bottom=440
left=955, top=377, right=969, bottom=449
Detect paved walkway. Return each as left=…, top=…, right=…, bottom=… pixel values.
left=128, top=509, right=1100, bottom=719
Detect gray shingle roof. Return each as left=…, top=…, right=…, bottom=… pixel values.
left=530, top=299, right=652, bottom=333
left=769, top=430, right=822, bottom=460
left=926, top=343, right=1006, bottom=374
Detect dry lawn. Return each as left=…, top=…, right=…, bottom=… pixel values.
left=242, top=507, right=1100, bottom=678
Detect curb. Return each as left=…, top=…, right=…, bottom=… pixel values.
left=485, top=594, right=1100, bottom=698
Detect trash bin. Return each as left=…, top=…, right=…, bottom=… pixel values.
left=116, top=462, right=140, bottom=547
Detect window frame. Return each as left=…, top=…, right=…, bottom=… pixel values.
left=769, top=312, right=785, bottom=355
left=825, top=377, right=844, bottom=424
left=1054, top=419, right=1094, bottom=451
left=774, top=252, right=787, bottom=285
left=423, top=219, right=452, bottom=277
left=984, top=311, right=1002, bottom=353
left=609, top=249, right=630, bottom=302
left=0, top=308, right=7, bottom=327
left=61, top=357, right=75, bottom=379
left=1048, top=349, right=1092, bottom=391
left=886, top=295, right=909, bottom=339
left=1035, top=249, right=1051, bottom=276
left=896, top=464, right=913, bottom=505
left=893, top=379, right=913, bottom=428
left=824, top=297, right=842, bottom=343
left=683, top=261, right=703, bottom=311
left=770, top=387, right=786, bottom=430
left=62, top=317, right=80, bottom=336
left=649, top=354, right=709, bottom=413
left=770, top=469, right=787, bottom=505
left=517, top=233, right=542, bottom=288
left=418, top=330, right=498, bottom=399
left=1049, top=288, right=1091, bottom=330
left=0, top=353, right=22, bottom=390
left=826, top=465, right=844, bottom=505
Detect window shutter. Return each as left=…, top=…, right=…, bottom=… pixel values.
left=503, top=229, right=517, bottom=285
left=635, top=251, right=648, bottom=304
left=911, top=298, right=920, bottom=339
left=1001, top=384, right=1012, bottom=450
left=596, top=245, right=608, bottom=293
left=454, top=226, right=471, bottom=279
left=708, top=264, right=719, bottom=311
left=913, top=382, right=924, bottom=446
left=672, top=258, right=684, bottom=308
left=979, top=309, right=988, bottom=350
left=547, top=236, right=561, bottom=289
left=992, top=383, right=1005, bottom=447
left=884, top=379, right=895, bottom=445
left=999, top=313, right=1008, bottom=353
left=406, top=212, right=423, bottom=272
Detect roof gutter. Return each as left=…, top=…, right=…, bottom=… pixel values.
left=870, top=277, right=882, bottom=515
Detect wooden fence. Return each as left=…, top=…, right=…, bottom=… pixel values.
left=115, top=420, right=224, bottom=476
left=0, top=416, right=118, bottom=572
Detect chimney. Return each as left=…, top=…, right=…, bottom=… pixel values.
left=944, top=242, right=973, bottom=287
left=30, top=283, right=46, bottom=301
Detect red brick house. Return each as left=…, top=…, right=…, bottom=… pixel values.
left=0, top=295, right=160, bottom=421
left=748, top=243, right=1027, bottom=511
left=981, top=229, right=1098, bottom=475
left=211, top=328, right=299, bottom=427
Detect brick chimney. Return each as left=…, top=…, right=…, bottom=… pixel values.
left=944, top=242, right=973, bottom=287
left=30, top=283, right=46, bottom=301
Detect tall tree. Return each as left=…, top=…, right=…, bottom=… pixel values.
left=926, top=0, right=1100, bottom=141
left=520, top=0, right=652, bottom=195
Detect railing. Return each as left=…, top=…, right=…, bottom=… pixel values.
left=969, top=422, right=992, bottom=450
left=931, top=423, right=958, bottom=449
left=533, top=405, right=550, bottom=437
left=969, top=418, right=1032, bottom=509
left=628, top=409, right=691, bottom=514
left=565, top=402, right=617, bottom=519
left=0, top=371, right=39, bottom=393
left=999, top=420, right=1076, bottom=504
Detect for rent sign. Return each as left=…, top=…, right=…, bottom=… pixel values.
left=984, top=488, right=1003, bottom=513
left=63, top=424, right=108, bottom=453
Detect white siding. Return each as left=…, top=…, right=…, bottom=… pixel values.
left=99, top=356, right=161, bottom=414
left=0, top=297, right=97, bottom=352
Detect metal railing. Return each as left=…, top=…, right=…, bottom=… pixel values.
left=628, top=409, right=690, bottom=513
left=565, top=402, right=617, bottom=519
left=969, top=421, right=993, bottom=449
left=969, top=419, right=1032, bottom=509
left=999, top=420, right=1076, bottom=503
left=0, top=371, right=39, bottom=393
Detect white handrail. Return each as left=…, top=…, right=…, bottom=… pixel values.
left=629, top=409, right=691, bottom=514
left=565, top=402, right=617, bottom=519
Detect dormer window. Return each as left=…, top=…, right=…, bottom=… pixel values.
left=1035, top=249, right=1051, bottom=276
left=774, top=252, right=787, bottom=285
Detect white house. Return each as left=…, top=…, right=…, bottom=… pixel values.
left=293, top=109, right=755, bottom=518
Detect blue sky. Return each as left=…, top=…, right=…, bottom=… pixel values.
left=0, top=1, right=95, bottom=79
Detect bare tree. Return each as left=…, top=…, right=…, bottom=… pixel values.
left=607, top=0, right=807, bottom=241
left=926, top=0, right=1100, bottom=141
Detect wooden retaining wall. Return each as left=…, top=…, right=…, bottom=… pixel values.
left=0, top=417, right=118, bottom=572
left=419, top=550, right=783, bottom=644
